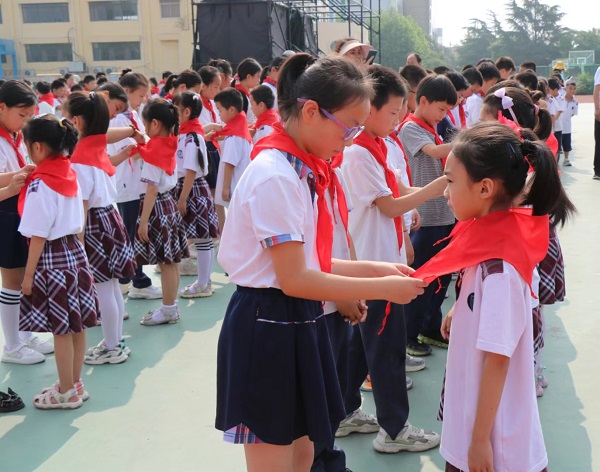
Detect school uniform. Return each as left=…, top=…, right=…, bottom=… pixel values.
left=561, top=97, right=578, bottom=153
left=384, top=134, right=413, bottom=232
left=71, top=135, right=136, bottom=283
left=18, top=159, right=99, bottom=334
left=134, top=136, right=189, bottom=265
left=0, top=132, right=29, bottom=269
left=263, top=78, right=278, bottom=111
left=173, top=125, right=219, bottom=240
left=342, top=134, right=410, bottom=439
left=548, top=95, right=567, bottom=153
left=199, top=95, right=222, bottom=190
left=253, top=108, right=279, bottom=145
left=216, top=143, right=344, bottom=446
left=235, top=85, right=256, bottom=123
left=538, top=224, right=565, bottom=305
left=465, top=92, right=484, bottom=127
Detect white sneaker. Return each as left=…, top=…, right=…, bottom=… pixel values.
left=140, top=307, right=180, bottom=326
left=405, top=355, right=426, bottom=372
left=128, top=285, right=163, bottom=300
left=180, top=281, right=213, bottom=298
left=123, top=311, right=129, bottom=320
left=119, top=282, right=131, bottom=295
left=2, top=344, right=46, bottom=365
left=372, top=423, right=440, bottom=453
left=84, top=344, right=127, bottom=365
left=24, top=336, right=54, bottom=355
left=406, top=376, right=413, bottom=390
left=335, top=408, right=379, bottom=437
left=178, top=258, right=198, bottom=276
left=188, top=244, right=198, bottom=259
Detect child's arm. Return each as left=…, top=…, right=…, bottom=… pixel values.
left=138, top=183, right=158, bottom=243
left=420, top=143, right=453, bottom=159
left=375, top=176, right=447, bottom=219
left=109, top=144, right=136, bottom=167
left=468, top=352, right=510, bottom=471
left=221, top=163, right=235, bottom=202
left=177, top=169, right=196, bottom=216
left=0, top=172, right=29, bottom=202
left=78, top=201, right=89, bottom=244
left=0, top=166, right=35, bottom=188
left=22, top=236, right=46, bottom=296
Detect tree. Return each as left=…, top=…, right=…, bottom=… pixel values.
left=373, top=10, right=444, bottom=70
left=571, top=28, right=600, bottom=64
left=456, top=19, right=497, bottom=66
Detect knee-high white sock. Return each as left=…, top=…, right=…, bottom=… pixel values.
left=0, top=289, right=22, bottom=351
left=111, top=279, right=125, bottom=341
left=195, top=239, right=213, bottom=286
left=96, top=281, right=120, bottom=350
left=538, top=306, right=546, bottom=372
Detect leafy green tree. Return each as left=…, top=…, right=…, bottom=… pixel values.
left=456, top=19, right=497, bottom=66
left=571, top=28, right=600, bottom=63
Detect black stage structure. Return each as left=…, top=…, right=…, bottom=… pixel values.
left=191, top=0, right=381, bottom=68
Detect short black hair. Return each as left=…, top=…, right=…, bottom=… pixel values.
left=35, top=81, right=51, bottom=95
left=416, top=74, right=457, bottom=105
left=495, top=56, right=516, bottom=72
left=83, top=75, right=96, bottom=84
left=547, top=78, right=560, bottom=90
left=96, top=72, right=107, bottom=79
left=444, top=70, right=469, bottom=92
left=477, top=62, right=502, bottom=82
left=399, top=64, right=428, bottom=90
left=250, top=85, right=275, bottom=109
left=237, top=58, right=262, bottom=81
left=462, top=67, right=483, bottom=87
left=162, top=71, right=173, bottom=80
left=0, top=80, right=37, bottom=108
left=520, top=61, right=537, bottom=72
left=198, top=66, right=220, bottom=86
left=150, top=77, right=158, bottom=87
left=368, top=65, right=407, bottom=110
left=51, top=79, right=66, bottom=92
left=433, top=66, right=450, bottom=75
left=96, top=77, right=108, bottom=86
left=70, top=84, right=84, bottom=92
left=476, top=58, right=494, bottom=66
left=515, top=71, right=539, bottom=91
left=214, top=88, right=244, bottom=112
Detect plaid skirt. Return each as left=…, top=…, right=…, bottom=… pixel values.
left=20, top=235, right=99, bottom=335
left=171, top=177, right=219, bottom=240
left=134, top=192, right=190, bottom=265
left=85, top=205, right=137, bottom=283
left=538, top=226, right=565, bottom=305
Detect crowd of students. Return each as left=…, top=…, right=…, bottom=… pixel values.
left=0, top=42, right=579, bottom=472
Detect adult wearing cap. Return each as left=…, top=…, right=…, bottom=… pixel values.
left=552, top=60, right=567, bottom=81
left=334, top=38, right=375, bottom=66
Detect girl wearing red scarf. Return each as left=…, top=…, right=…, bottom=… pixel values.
left=426, top=123, right=574, bottom=472
left=216, top=54, right=427, bottom=471
left=19, top=115, right=100, bottom=409
left=250, top=85, right=279, bottom=144
left=65, top=92, right=136, bottom=366
left=135, top=99, right=189, bottom=326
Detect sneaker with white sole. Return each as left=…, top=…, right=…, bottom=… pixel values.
left=84, top=344, right=128, bottom=365
left=180, top=281, right=213, bottom=298
left=178, top=258, right=198, bottom=276
left=406, top=376, right=413, bottom=390
left=88, top=339, right=131, bottom=357
left=128, top=285, right=163, bottom=299
left=23, top=336, right=54, bottom=355
left=2, top=344, right=46, bottom=365
left=335, top=408, right=379, bottom=437
left=405, top=355, right=426, bottom=372
left=123, top=311, right=129, bottom=320
left=140, top=307, right=180, bottom=326
left=563, top=159, right=572, bottom=166
left=372, top=423, right=440, bottom=453
left=119, top=282, right=130, bottom=295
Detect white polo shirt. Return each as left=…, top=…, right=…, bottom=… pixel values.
left=218, top=148, right=319, bottom=289
left=141, top=162, right=177, bottom=195
left=214, top=135, right=252, bottom=207
left=384, top=135, right=413, bottom=231
left=71, top=164, right=118, bottom=209
left=176, top=132, right=209, bottom=180
left=253, top=125, right=275, bottom=144
left=465, top=93, right=483, bottom=127
left=0, top=136, right=28, bottom=173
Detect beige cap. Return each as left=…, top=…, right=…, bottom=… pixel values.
left=338, top=40, right=373, bottom=58
left=553, top=60, right=566, bottom=71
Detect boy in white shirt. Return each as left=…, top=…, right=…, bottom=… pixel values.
left=465, top=63, right=500, bottom=127
left=561, top=80, right=578, bottom=166
left=250, top=85, right=279, bottom=144
left=547, top=77, right=566, bottom=162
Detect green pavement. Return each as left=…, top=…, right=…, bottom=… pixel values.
left=1, top=105, right=598, bottom=472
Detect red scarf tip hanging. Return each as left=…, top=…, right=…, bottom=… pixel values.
left=179, top=118, right=205, bottom=137
left=387, top=132, right=413, bottom=187
left=254, top=108, right=279, bottom=131
left=70, top=134, right=115, bottom=177
left=401, top=114, right=447, bottom=167
left=216, top=111, right=252, bottom=144
left=137, top=135, right=178, bottom=176
left=0, top=127, right=26, bottom=168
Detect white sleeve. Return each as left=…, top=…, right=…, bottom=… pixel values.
left=221, top=137, right=244, bottom=167
left=72, top=164, right=94, bottom=201
left=343, top=147, right=392, bottom=207
left=141, top=162, right=163, bottom=185
left=18, top=182, right=58, bottom=239
left=182, top=135, right=202, bottom=174
left=594, top=67, right=600, bottom=85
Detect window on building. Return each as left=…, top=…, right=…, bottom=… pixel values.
left=89, top=1, right=138, bottom=21
left=160, top=0, right=180, bottom=18
left=25, top=43, right=73, bottom=62
left=21, top=3, right=69, bottom=23
left=92, top=42, right=141, bottom=61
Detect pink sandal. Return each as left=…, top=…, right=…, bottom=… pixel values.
left=41, top=379, right=89, bottom=402
left=33, top=386, right=82, bottom=410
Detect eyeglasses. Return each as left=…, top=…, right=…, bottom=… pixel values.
left=297, top=98, right=364, bottom=141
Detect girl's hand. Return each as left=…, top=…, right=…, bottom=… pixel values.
left=22, top=274, right=34, bottom=296
left=404, top=233, right=415, bottom=266
left=335, top=299, right=368, bottom=325
left=132, top=129, right=146, bottom=144
left=369, top=261, right=414, bottom=278
left=203, top=123, right=223, bottom=134
left=441, top=303, right=455, bottom=340
left=222, top=187, right=231, bottom=202
left=468, top=438, right=494, bottom=472
left=177, top=199, right=187, bottom=217
left=411, top=209, right=421, bottom=231
left=382, top=276, right=427, bottom=305
left=7, top=173, right=28, bottom=196
left=22, top=164, right=36, bottom=175
left=138, top=221, right=149, bottom=243
left=204, top=130, right=217, bottom=141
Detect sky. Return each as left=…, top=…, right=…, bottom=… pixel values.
left=431, top=0, right=599, bottom=46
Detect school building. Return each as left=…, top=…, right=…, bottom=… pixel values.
left=0, top=0, right=195, bottom=81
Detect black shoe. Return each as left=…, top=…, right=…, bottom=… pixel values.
left=0, top=388, right=25, bottom=413
left=418, top=331, right=449, bottom=349
left=406, top=340, right=432, bottom=356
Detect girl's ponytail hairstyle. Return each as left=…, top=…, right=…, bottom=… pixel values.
left=171, top=69, right=202, bottom=90
left=64, top=91, right=110, bottom=136
left=23, top=115, right=79, bottom=156
left=96, top=81, right=128, bottom=106
left=173, top=92, right=206, bottom=171
left=119, top=71, right=149, bottom=91
left=277, top=53, right=373, bottom=123
left=453, top=122, right=575, bottom=227
left=163, top=74, right=178, bottom=93
left=0, top=80, right=37, bottom=108
left=142, top=98, right=179, bottom=135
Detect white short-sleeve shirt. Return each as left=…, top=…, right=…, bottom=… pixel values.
left=384, top=135, right=413, bottom=231
left=264, top=81, right=278, bottom=111
left=141, top=162, right=177, bottom=194
left=71, top=164, right=118, bottom=208
left=440, top=260, right=547, bottom=472
left=253, top=125, right=274, bottom=144
left=595, top=67, right=600, bottom=104
left=342, top=144, right=406, bottom=264
left=176, top=132, right=209, bottom=179
left=466, top=93, right=483, bottom=127
left=37, top=101, right=55, bottom=116
left=108, top=111, right=146, bottom=203
left=0, top=136, right=28, bottom=173
left=561, top=98, right=578, bottom=134
left=18, top=179, right=84, bottom=240
left=217, top=148, right=319, bottom=288
left=199, top=101, right=221, bottom=126
left=214, top=135, right=252, bottom=207
left=551, top=95, right=567, bottom=132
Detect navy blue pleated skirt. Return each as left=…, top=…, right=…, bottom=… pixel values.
left=216, top=286, right=345, bottom=446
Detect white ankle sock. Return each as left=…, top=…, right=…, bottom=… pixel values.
left=0, top=289, right=22, bottom=351
left=195, top=239, right=213, bottom=286
left=96, top=281, right=120, bottom=350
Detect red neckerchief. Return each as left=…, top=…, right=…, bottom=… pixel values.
left=546, top=133, right=559, bottom=158
left=180, top=118, right=205, bottom=137
left=329, top=153, right=350, bottom=246
left=164, top=92, right=173, bottom=102
left=458, top=101, right=467, bottom=128
left=263, top=77, right=277, bottom=87
left=71, top=134, right=116, bottom=176
left=200, top=94, right=218, bottom=123
left=150, top=86, right=159, bottom=95
left=137, top=135, right=178, bottom=176
left=353, top=132, right=403, bottom=251
left=18, top=155, right=78, bottom=216
left=389, top=131, right=412, bottom=186
left=252, top=123, right=334, bottom=273
left=235, top=84, right=250, bottom=98
left=446, top=110, right=456, bottom=126
left=254, top=109, right=279, bottom=130
left=38, top=93, right=55, bottom=108
left=402, top=114, right=446, bottom=167
left=0, top=127, right=26, bottom=168
left=216, top=111, right=252, bottom=144
left=476, top=90, right=485, bottom=97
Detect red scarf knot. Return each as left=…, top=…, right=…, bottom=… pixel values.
left=216, top=112, right=252, bottom=144
left=137, top=135, right=178, bottom=176
left=71, top=134, right=115, bottom=176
